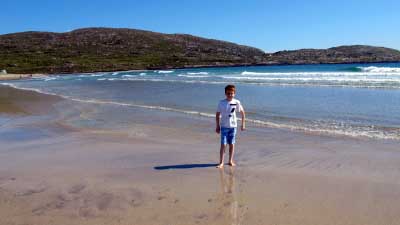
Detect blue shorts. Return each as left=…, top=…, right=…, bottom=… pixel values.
left=220, top=127, right=237, bottom=145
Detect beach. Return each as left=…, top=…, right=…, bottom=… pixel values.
left=0, top=74, right=46, bottom=81
left=1, top=82, right=400, bottom=225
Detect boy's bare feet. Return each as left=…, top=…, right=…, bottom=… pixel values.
left=228, top=161, right=236, bottom=167
left=216, top=163, right=224, bottom=168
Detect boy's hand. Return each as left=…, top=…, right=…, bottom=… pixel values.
left=216, top=126, right=220, bottom=134
left=241, top=124, right=246, bottom=131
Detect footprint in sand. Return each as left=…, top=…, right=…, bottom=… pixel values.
left=31, top=194, right=68, bottom=216
left=15, top=184, right=48, bottom=197
left=0, top=177, right=16, bottom=186
left=68, top=183, right=86, bottom=194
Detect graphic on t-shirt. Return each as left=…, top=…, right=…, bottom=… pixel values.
left=218, top=99, right=241, bottom=128
left=229, top=104, right=237, bottom=118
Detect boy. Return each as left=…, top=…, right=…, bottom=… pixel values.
left=216, top=84, right=246, bottom=168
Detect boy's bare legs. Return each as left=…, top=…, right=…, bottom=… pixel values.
left=217, top=144, right=226, bottom=168
left=228, top=144, right=236, bottom=166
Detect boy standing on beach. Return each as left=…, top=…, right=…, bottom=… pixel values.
left=216, top=84, right=246, bottom=168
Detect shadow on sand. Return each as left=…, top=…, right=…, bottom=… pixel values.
left=154, top=163, right=218, bottom=170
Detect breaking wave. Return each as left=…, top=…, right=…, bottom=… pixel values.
left=357, top=66, right=400, bottom=73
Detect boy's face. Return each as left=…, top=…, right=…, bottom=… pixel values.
left=225, top=90, right=235, bottom=101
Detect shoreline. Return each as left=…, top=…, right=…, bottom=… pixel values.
left=2, top=81, right=399, bottom=141
left=0, top=73, right=46, bottom=81
left=2, top=61, right=400, bottom=78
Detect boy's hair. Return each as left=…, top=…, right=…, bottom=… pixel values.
left=225, top=84, right=236, bottom=93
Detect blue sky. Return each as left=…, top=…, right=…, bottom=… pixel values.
left=1, top=0, right=399, bottom=52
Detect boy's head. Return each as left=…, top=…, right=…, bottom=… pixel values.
left=224, top=84, right=236, bottom=101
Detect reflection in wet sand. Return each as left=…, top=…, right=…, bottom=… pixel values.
left=218, top=167, right=245, bottom=225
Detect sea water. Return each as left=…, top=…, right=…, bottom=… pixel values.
left=2, top=62, right=400, bottom=140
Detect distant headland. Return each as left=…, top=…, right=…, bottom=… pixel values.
left=1, top=27, right=400, bottom=74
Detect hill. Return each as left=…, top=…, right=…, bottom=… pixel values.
left=1, top=27, right=399, bottom=74
left=0, top=28, right=264, bottom=74
left=266, top=45, right=400, bottom=64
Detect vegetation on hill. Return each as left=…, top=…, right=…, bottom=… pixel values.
left=1, top=27, right=399, bottom=74
left=266, top=45, right=400, bottom=64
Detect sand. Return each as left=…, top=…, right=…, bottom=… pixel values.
left=0, top=74, right=46, bottom=81
left=1, top=85, right=400, bottom=225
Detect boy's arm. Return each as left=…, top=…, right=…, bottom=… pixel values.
left=216, top=112, right=221, bottom=133
left=240, top=108, right=246, bottom=131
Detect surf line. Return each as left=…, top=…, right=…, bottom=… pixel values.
left=1, top=83, right=398, bottom=140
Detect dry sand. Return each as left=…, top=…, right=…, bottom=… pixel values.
left=1, top=86, right=400, bottom=225
left=0, top=74, right=46, bottom=81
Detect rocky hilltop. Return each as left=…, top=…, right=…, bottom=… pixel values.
left=266, top=45, right=400, bottom=64
left=1, top=27, right=399, bottom=74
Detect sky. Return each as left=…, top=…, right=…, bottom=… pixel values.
left=1, top=0, right=399, bottom=52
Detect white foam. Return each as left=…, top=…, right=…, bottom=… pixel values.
left=232, top=70, right=400, bottom=87
left=246, top=118, right=400, bottom=140
left=90, top=77, right=400, bottom=88
left=0, top=83, right=19, bottom=89
left=0, top=83, right=61, bottom=97
left=187, top=72, right=209, bottom=75
left=157, top=70, right=174, bottom=74
left=178, top=74, right=211, bottom=78
left=122, top=75, right=136, bottom=78
left=223, top=76, right=400, bottom=83
left=117, top=77, right=226, bottom=84
left=358, top=66, right=400, bottom=73
left=112, top=72, right=119, bottom=75
left=139, top=73, right=147, bottom=76
left=91, top=73, right=106, bottom=77
left=65, top=97, right=215, bottom=119
left=241, top=71, right=400, bottom=76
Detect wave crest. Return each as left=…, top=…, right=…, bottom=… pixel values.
left=357, top=66, right=400, bottom=73
left=157, top=70, right=174, bottom=74
left=187, top=72, right=209, bottom=75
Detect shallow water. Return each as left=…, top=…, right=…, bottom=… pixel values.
left=2, top=63, right=400, bottom=140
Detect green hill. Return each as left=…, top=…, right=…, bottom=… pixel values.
left=1, top=27, right=399, bottom=74
left=0, top=28, right=264, bottom=74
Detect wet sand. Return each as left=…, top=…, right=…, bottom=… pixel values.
left=1, top=85, right=400, bottom=225
left=0, top=85, right=61, bottom=114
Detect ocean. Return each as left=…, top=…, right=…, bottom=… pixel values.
left=1, top=62, right=400, bottom=140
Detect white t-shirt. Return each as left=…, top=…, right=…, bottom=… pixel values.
left=217, top=98, right=243, bottom=128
